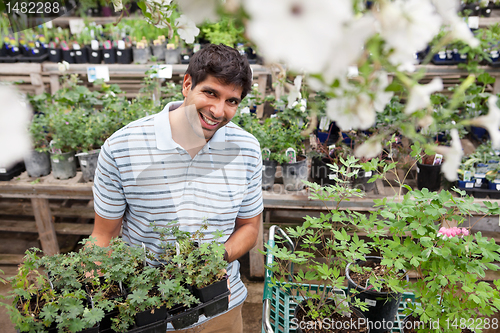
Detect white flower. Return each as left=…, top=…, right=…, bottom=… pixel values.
left=355, top=139, right=383, bottom=160
left=287, top=75, right=302, bottom=109
left=418, top=114, right=434, bottom=129
left=431, top=0, right=480, bottom=47
left=244, top=0, right=354, bottom=74
left=434, top=129, right=463, bottom=181
left=469, top=96, right=500, bottom=149
left=147, top=0, right=172, bottom=6
left=372, top=71, right=393, bottom=112
left=327, top=93, right=375, bottom=131
left=405, top=78, right=443, bottom=115
left=175, top=15, right=200, bottom=44
left=57, top=61, right=70, bottom=74
left=0, top=86, right=31, bottom=168
left=177, top=0, right=219, bottom=24
left=112, top=0, right=123, bottom=11
left=377, top=0, right=441, bottom=68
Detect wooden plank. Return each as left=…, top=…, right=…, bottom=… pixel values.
left=50, top=74, right=60, bottom=94
left=0, top=254, right=25, bottom=265
left=0, top=220, right=94, bottom=235
left=256, top=73, right=268, bottom=118
left=31, top=198, right=59, bottom=255
left=0, top=202, right=95, bottom=218
left=0, top=63, right=42, bottom=74
left=249, top=213, right=265, bottom=278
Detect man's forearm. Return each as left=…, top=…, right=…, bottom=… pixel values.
left=224, top=214, right=261, bottom=263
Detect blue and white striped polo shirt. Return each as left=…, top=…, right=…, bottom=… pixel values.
left=93, top=101, right=263, bottom=329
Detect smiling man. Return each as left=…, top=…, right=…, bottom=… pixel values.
left=91, top=44, right=263, bottom=333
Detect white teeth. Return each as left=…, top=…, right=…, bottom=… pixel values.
left=202, top=114, right=218, bottom=126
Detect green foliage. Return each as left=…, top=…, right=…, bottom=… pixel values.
left=200, top=16, right=244, bottom=47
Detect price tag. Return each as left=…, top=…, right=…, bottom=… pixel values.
left=0, top=168, right=6, bottom=173
left=52, top=159, right=59, bottom=164
left=76, top=51, right=82, bottom=56
left=365, top=171, right=372, bottom=178
left=104, top=53, right=110, bottom=58
left=50, top=50, right=57, bottom=55
left=87, top=66, right=110, bottom=82
left=80, top=160, right=87, bottom=166
left=466, top=182, right=473, bottom=188
left=365, top=299, right=377, bottom=307
left=92, top=52, right=98, bottom=57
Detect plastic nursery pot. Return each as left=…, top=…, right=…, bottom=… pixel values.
left=74, top=47, right=89, bottom=64
left=89, top=49, right=102, bottom=64
left=353, top=169, right=375, bottom=192
left=117, top=48, right=133, bottom=64
left=152, top=44, right=166, bottom=61
left=169, top=305, right=200, bottom=330
left=102, top=48, right=117, bottom=64
left=62, top=50, right=75, bottom=63
left=193, top=276, right=229, bottom=318
left=135, top=305, right=167, bottom=327
left=165, top=47, right=181, bottom=64
left=50, top=151, right=77, bottom=180
left=293, top=299, right=370, bottom=333
left=262, top=159, right=277, bottom=190
left=133, top=47, right=150, bottom=64
left=75, top=149, right=100, bottom=182
left=346, top=256, right=408, bottom=333
left=85, top=278, right=126, bottom=332
left=310, top=156, right=337, bottom=186
left=416, top=162, right=441, bottom=192
left=24, top=150, right=50, bottom=177
left=48, top=48, right=62, bottom=62
left=281, top=155, right=308, bottom=191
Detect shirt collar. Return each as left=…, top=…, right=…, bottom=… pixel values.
left=154, top=101, right=227, bottom=151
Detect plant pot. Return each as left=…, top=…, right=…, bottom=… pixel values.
left=133, top=47, right=150, bottom=64
left=62, top=49, right=75, bottom=63
left=24, top=150, right=51, bottom=177
left=50, top=151, right=77, bottom=180
left=310, top=156, right=337, bottom=186
left=117, top=48, right=132, bottom=64
left=416, top=162, right=441, bottom=192
left=74, top=47, right=89, bottom=63
left=77, top=323, right=99, bottom=333
left=0, top=162, right=25, bottom=181
left=135, top=306, right=167, bottom=327
left=293, top=298, right=370, bottom=333
left=48, top=48, right=62, bottom=62
left=165, top=48, right=181, bottom=64
left=75, top=149, right=100, bottom=182
left=89, top=49, right=102, bottom=64
left=169, top=306, right=199, bottom=330
left=192, top=276, right=228, bottom=302
left=102, top=48, right=117, bottom=64
left=152, top=44, right=166, bottom=61
left=180, top=53, right=192, bottom=64
left=262, top=159, right=277, bottom=190
left=281, top=156, right=308, bottom=191
left=346, top=256, right=407, bottom=333
left=201, top=296, right=228, bottom=318
left=353, top=169, right=375, bottom=192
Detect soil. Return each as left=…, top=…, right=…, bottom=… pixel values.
left=295, top=300, right=369, bottom=333
left=86, top=281, right=123, bottom=299
left=349, top=260, right=393, bottom=293
left=16, top=295, right=48, bottom=316
left=421, top=155, right=435, bottom=165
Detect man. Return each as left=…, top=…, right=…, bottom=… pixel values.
left=91, top=44, right=263, bottom=332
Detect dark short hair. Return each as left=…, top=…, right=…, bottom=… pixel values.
left=186, top=44, right=253, bottom=100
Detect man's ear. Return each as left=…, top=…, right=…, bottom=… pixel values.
left=182, top=74, right=192, bottom=98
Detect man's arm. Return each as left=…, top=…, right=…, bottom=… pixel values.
left=90, top=213, right=123, bottom=247
left=223, top=213, right=261, bottom=263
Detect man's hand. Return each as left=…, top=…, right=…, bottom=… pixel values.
left=222, top=268, right=231, bottom=303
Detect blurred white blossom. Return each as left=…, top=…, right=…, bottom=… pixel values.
left=177, top=0, right=219, bottom=24
left=176, top=15, right=200, bottom=44
left=405, top=78, right=443, bottom=115
left=372, top=71, right=394, bottom=112
left=287, top=76, right=302, bottom=108
left=355, top=139, right=383, bottom=159
left=58, top=61, right=70, bottom=74
left=431, top=0, right=480, bottom=47
left=327, top=92, right=375, bottom=130
left=244, top=0, right=355, bottom=74
left=377, top=0, right=441, bottom=68
left=0, top=86, right=31, bottom=168
left=434, top=129, right=463, bottom=181
left=468, top=96, right=500, bottom=148
left=112, top=0, right=123, bottom=11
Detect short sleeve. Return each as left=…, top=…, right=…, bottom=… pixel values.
left=93, top=140, right=127, bottom=219
left=237, top=153, right=264, bottom=219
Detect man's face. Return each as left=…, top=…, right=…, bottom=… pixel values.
left=182, top=74, right=242, bottom=141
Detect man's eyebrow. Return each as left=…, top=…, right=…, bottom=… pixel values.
left=201, top=86, right=241, bottom=103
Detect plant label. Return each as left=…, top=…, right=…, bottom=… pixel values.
left=463, top=170, right=472, bottom=182
left=0, top=168, right=6, bottom=173
left=365, top=171, right=372, bottom=178
left=465, top=182, right=473, bottom=188
left=365, top=298, right=377, bottom=307
left=87, top=66, right=110, bottom=83
left=91, top=40, right=99, bottom=50
left=262, top=148, right=271, bottom=161
left=433, top=154, right=443, bottom=165
left=285, top=148, right=296, bottom=163
left=80, top=160, right=87, bottom=166
left=319, top=116, right=329, bottom=131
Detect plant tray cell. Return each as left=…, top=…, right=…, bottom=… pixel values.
left=193, top=276, right=228, bottom=302
left=135, top=306, right=167, bottom=327
left=202, top=296, right=228, bottom=317
left=99, top=320, right=166, bottom=333
left=262, top=283, right=416, bottom=333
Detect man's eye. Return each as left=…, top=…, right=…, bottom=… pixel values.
left=205, top=91, right=215, bottom=96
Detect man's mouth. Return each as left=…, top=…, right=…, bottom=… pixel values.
left=199, top=112, right=220, bottom=128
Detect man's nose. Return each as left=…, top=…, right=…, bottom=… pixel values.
left=210, top=100, right=225, bottom=119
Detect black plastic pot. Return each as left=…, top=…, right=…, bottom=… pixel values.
left=310, top=156, right=337, bottom=186
left=281, top=155, right=308, bottom=191
left=202, top=296, right=228, bottom=317
left=89, top=49, right=102, bottom=64
left=74, top=47, right=89, bottom=64
left=262, top=159, right=277, bottom=190
left=117, top=48, right=133, bottom=64
left=103, top=48, right=117, bottom=64
left=77, top=324, right=99, bottom=333
left=48, top=48, right=62, bottom=62
left=353, top=169, right=375, bottom=192
left=0, top=162, right=25, bottom=181
left=169, top=306, right=200, bottom=330
left=135, top=306, right=167, bottom=327
left=193, top=276, right=228, bottom=302
left=416, top=162, right=441, bottom=192
left=346, top=256, right=408, bottom=333
left=62, top=49, right=75, bottom=63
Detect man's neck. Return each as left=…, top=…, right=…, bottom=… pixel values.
left=169, top=102, right=207, bottom=158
